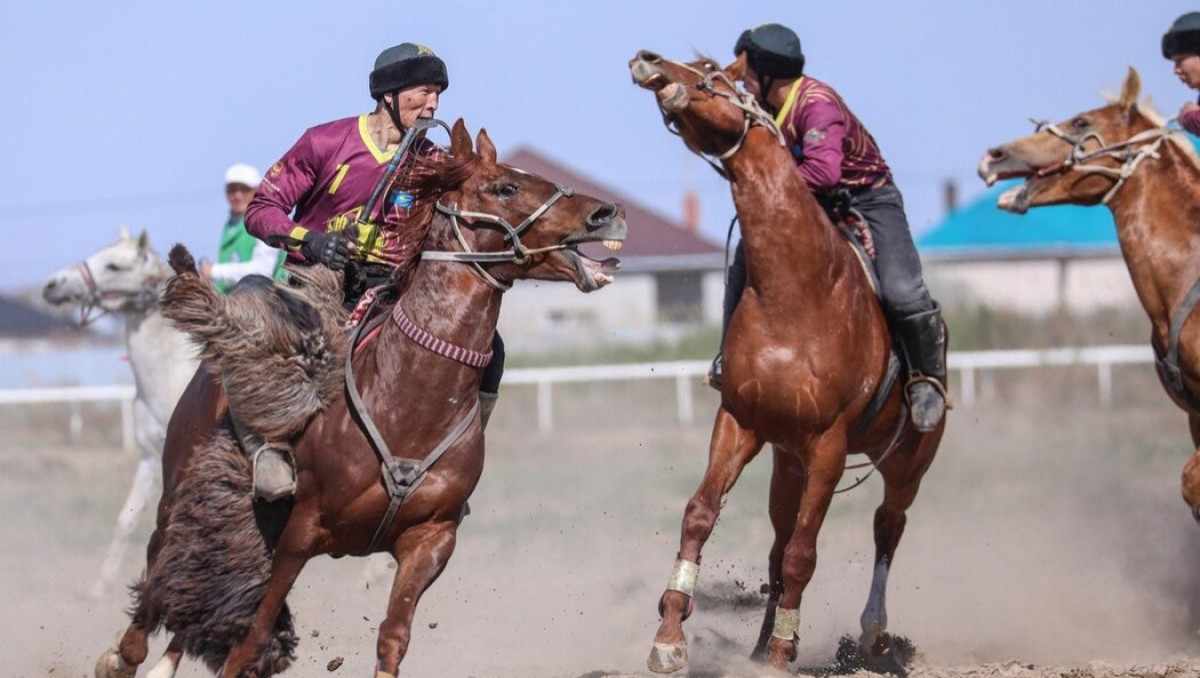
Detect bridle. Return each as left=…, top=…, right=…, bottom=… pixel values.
left=422, top=184, right=579, bottom=290
left=656, top=60, right=785, bottom=178
left=68, top=258, right=162, bottom=325
left=1027, top=117, right=1178, bottom=204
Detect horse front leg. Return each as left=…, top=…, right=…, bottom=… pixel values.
left=374, top=520, right=459, bottom=678
left=1181, top=413, right=1200, bottom=519
left=648, top=408, right=763, bottom=674
left=751, top=446, right=805, bottom=662
left=762, top=429, right=847, bottom=670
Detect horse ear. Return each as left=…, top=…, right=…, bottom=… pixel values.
left=1119, top=66, right=1141, bottom=110
left=137, top=230, right=150, bottom=252
left=118, top=224, right=131, bottom=240
left=476, top=128, right=497, bottom=163
left=450, top=118, right=473, bottom=158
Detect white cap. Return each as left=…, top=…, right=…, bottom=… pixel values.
left=224, top=163, right=261, bottom=189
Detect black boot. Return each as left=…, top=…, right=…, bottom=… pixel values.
left=709, top=243, right=747, bottom=392
left=896, top=305, right=948, bottom=433
left=479, top=391, right=499, bottom=429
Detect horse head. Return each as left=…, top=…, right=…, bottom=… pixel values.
left=43, top=227, right=170, bottom=323
left=978, top=67, right=1176, bottom=213
left=421, top=119, right=627, bottom=292
left=629, top=50, right=781, bottom=170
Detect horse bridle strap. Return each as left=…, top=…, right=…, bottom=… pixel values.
left=343, top=293, right=480, bottom=555
left=1031, top=120, right=1175, bottom=204
left=71, top=259, right=161, bottom=325
left=392, top=304, right=493, bottom=367
left=422, top=185, right=576, bottom=290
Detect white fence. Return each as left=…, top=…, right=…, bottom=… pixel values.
left=0, top=344, right=1159, bottom=438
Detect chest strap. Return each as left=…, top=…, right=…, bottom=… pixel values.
left=1156, top=277, right=1200, bottom=411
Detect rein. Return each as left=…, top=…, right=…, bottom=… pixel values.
left=70, top=260, right=162, bottom=326
left=421, top=184, right=576, bottom=290
left=658, top=61, right=784, bottom=178
left=1030, top=119, right=1177, bottom=204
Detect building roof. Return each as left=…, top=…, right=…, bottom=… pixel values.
left=502, top=147, right=722, bottom=259
left=918, top=133, right=1200, bottom=258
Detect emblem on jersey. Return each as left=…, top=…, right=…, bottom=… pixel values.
left=390, top=190, right=414, bottom=209
left=268, top=162, right=284, bottom=178
left=804, top=128, right=827, bottom=142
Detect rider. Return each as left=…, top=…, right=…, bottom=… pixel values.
left=243, top=43, right=506, bottom=500
left=715, top=22, right=947, bottom=433
left=1162, top=12, right=1200, bottom=135
left=203, top=164, right=285, bottom=294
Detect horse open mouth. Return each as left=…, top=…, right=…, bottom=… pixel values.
left=563, top=246, right=621, bottom=293
left=996, top=175, right=1043, bottom=214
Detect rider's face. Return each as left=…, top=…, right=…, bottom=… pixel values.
left=1173, top=54, right=1200, bottom=89
left=385, top=84, right=441, bottom=129
left=739, top=63, right=763, bottom=100
left=225, top=183, right=255, bottom=216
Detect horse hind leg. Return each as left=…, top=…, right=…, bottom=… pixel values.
left=91, top=428, right=161, bottom=597
left=649, top=409, right=763, bottom=674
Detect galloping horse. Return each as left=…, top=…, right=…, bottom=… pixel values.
left=93, top=120, right=626, bottom=678
left=42, top=229, right=199, bottom=599
left=979, top=68, right=1200, bottom=517
left=630, top=52, right=945, bottom=672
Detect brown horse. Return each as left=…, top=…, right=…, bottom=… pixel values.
left=629, top=52, right=945, bottom=672
left=93, top=120, right=627, bottom=678
left=979, top=67, right=1200, bottom=518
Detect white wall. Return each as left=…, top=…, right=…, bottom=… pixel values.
left=924, top=256, right=1139, bottom=314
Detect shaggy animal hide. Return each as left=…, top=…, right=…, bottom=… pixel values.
left=161, top=246, right=350, bottom=441
left=131, top=430, right=298, bottom=676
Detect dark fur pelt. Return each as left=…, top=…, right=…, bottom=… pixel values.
left=131, top=429, right=297, bottom=676
left=161, top=245, right=349, bottom=441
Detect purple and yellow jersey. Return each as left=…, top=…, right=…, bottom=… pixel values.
left=773, top=76, right=891, bottom=193
left=246, top=114, right=444, bottom=267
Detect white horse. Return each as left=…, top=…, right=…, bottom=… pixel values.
left=43, top=228, right=199, bottom=600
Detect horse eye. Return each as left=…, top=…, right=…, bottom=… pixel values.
left=496, top=183, right=520, bottom=199
left=1072, top=117, right=1090, bottom=129
left=106, top=263, right=122, bottom=272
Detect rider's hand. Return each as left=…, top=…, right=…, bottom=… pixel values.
left=300, top=231, right=354, bottom=271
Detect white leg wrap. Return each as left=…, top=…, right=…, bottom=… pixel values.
left=772, top=606, right=800, bottom=641
left=666, top=558, right=700, bottom=597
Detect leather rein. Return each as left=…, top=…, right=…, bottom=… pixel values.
left=68, top=259, right=162, bottom=326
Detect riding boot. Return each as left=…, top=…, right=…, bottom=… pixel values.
left=895, top=304, right=948, bottom=433
left=709, top=243, right=747, bottom=391
left=479, top=391, right=499, bottom=430
left=232, top=420, right=296, bottom=501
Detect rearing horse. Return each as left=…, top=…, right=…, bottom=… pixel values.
left=630, top=52, right=945, bottom=672
left=979, top=67, right=1200, bottom=518
left=94, top=120, right=627, bottom=678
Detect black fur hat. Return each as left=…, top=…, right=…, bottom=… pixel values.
left=734, top=23, right=805, bottom=79
left=1163, top=12, right=1200, bottom=59
left=369, top=43, right=449, bottom=99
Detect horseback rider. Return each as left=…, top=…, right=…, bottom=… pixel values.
left=202, top=164, right=285, bottom=293
left=243, top=43, right=506, bottom=500
left=1163, top=12, right=1200, bottom=135
left=715, top=22, right=947, bottom=433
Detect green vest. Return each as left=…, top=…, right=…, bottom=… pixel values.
left=216, top=215, right=285, bottom=294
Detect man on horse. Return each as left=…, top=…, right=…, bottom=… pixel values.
left=1163, top=12, right=1200, bottom=136
left=243, top=43, right=506, bottom=500
left=716, top=22, right=947, bottom=432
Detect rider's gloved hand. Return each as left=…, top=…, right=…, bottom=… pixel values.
left=300, top=231, right=354, bottom=271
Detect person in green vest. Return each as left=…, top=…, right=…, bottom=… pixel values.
left=202, top=164, right=285, bottom=293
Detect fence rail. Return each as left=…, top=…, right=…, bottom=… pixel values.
left=0, top=344, right=1158, bottom=436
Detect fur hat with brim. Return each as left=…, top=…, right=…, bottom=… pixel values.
left=1163, top=12, right=1200, bottom=59
left=369, top=43, right=449, bottom=99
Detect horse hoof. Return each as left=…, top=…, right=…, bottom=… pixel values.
left=647, top=641, right=688, bottom=674
left=95, top=648, right=136, bottom=678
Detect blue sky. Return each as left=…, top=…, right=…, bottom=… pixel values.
left=0, top=1, right=1194, bottom=291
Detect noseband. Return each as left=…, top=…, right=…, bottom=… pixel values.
left=1028, top=117, right=1177, bottom=204
left=422, top=184, right=577, bottom=290
left=657, top=61, right=784, bottom=178
left=69, top=259, right=161, bottom=325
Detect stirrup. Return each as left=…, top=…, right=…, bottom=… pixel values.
left=904, top=374, right=949, bottom=432
left=704, top=355, right=723, bottom=391
left=252, top=446, right=297, bottom=502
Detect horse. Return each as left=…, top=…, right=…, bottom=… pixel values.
left=629, top=51, right=945, bottom=673
left=979, top=67, right=1200, bottom=518
left=93, top=119, right=627, bottom=678
left=42, top=228, right=199, bottom=600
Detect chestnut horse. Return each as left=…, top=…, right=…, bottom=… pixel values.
left=93, top=120, right=627, bottom=678
left=630, top=52, right=945, bottom=672
left=980, top=67, right=1200, bottom=517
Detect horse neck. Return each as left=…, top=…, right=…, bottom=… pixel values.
left=122, top=299, right=195, bottom=415
left=723, top=127, right=845, bottom=298
left=1105, top=140, right=1200, bottom=342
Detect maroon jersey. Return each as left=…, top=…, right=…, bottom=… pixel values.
left=246, top=114, right=444, bottom=266
left=773, top=76, right=891, bottom=193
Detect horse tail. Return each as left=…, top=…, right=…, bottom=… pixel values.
left=131, top=430, right=297, bottom=675
left=161, top=246, right=348, bottom=441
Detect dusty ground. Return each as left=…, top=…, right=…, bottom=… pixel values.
left=5, top=366, right=1200, bottom=677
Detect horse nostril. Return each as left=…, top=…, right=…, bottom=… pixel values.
left=637, top=50, right=662, bottom=64
left=587, top=203, right=618, bottom=227
left=987, top=147, right=1006, bottom=161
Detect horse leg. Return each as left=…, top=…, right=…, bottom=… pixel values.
left=374, top=520, right=459, bottom=677
left=859, top=428, right=941, bottom=662
left=750, top=446, right=806, bottom=662
left=648, top=408, right=763, bottom=674
left=762, top=430, right=848, bottom=670
left=219, top=519, right=313, bottom=678
left=1180, top=414, right=1200, bottom=519
left=143, top=636, right=184, bottom=678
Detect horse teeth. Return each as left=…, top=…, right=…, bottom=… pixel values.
left=602, top=239, right=623, bottom=251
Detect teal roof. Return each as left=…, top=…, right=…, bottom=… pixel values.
left=918, top=132, right=1200, bottom=254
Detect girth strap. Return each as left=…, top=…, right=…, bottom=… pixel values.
left=343, top=295, right=479, bottom=555
left=1156, top=277, right=1200, bottom=411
